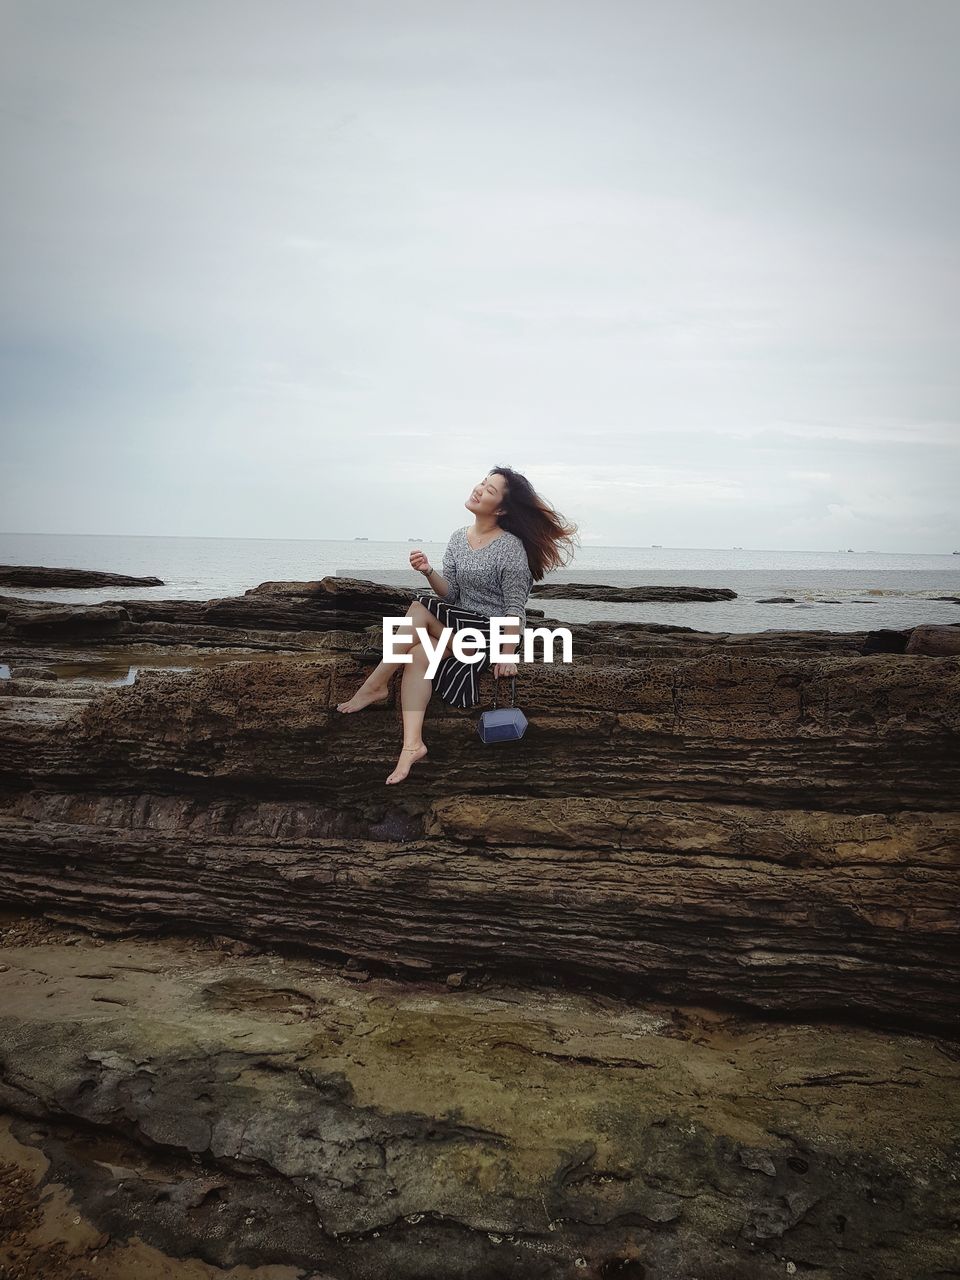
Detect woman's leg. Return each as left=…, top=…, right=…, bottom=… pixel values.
left=386, top=629, right=480, bottom=785
left=385, top=642, right=432, bottom=783
left=337, top=600, right=447, bottom=713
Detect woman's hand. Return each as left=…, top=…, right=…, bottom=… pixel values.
left=410, top=549, right=431, bottom=575
left=492, top=660, right=519, bottom=679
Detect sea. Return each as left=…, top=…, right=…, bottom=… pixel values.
left=1, top=531, right=959, bottom=636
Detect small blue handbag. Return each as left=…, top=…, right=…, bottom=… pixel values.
left=477, top=674, right=528, bottom=744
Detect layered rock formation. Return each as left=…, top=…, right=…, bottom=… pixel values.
left=2, top=582, right=957, bottom=1030
left=0, top=565, right=164, bottom=588
left=530, top=584, right=736, bottom=601
left=0, top=577, right=957, bottom=1277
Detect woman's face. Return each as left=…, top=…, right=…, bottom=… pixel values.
left=465, top=472, right=506, bottom=520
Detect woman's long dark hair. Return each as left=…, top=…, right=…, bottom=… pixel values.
left=489, top=465, right=579, bottom=581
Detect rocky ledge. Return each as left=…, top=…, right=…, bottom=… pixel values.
left=0, top=565, right=164, bottom=588
left=530, top=584, right=737, bottom=601
left=0, top=577, right=957, bottom=1277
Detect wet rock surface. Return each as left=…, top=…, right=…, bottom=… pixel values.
left=0, top=917, right=958, bottom=1280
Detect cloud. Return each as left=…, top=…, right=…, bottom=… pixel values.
left=0, top=0, right=958, bottom=550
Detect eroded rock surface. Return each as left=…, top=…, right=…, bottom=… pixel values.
left=1, top=920, right=957, bottom=1279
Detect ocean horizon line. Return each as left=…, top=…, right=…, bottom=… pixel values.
left=2, top=530, right=960, bottom=558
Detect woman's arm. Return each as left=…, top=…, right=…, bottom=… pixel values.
left=426, top=534, right=461, bottom=606
left=424, top=565, right=454, bottom=601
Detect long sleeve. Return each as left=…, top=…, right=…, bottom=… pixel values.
left=437, top=532, right=461, bottom=606
left=498, top=539, right=534, bottom=635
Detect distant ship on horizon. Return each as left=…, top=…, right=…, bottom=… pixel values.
left=353, top=536, right=368, bottom=540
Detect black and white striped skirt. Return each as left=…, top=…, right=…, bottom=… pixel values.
left=412, top=592, right=493, bottom=710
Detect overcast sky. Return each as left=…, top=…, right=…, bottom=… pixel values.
left=1, top=0, right=958, bottom=551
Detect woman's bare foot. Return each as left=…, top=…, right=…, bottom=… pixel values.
left=385, top=743, right=428, bottom=785
left=336, top=684, right=390, bottom=714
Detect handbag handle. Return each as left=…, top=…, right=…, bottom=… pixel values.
left=493, top=673, right=517, bottom=709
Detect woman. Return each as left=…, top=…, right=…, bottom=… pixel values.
left=336, top=465, right=578, bottom=785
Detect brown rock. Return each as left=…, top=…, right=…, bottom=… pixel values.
left=531, top=582, right=737, bottom=601
left=0, top=611, right=957, bottom=1030
left=0, top=564, right=163, bottom=588
left=0, top=932, right=955, bottom=1278
left=905, top=623, right=960, bottom=655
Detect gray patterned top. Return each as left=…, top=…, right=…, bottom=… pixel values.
left=432, top=526, right=534, bottom=633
